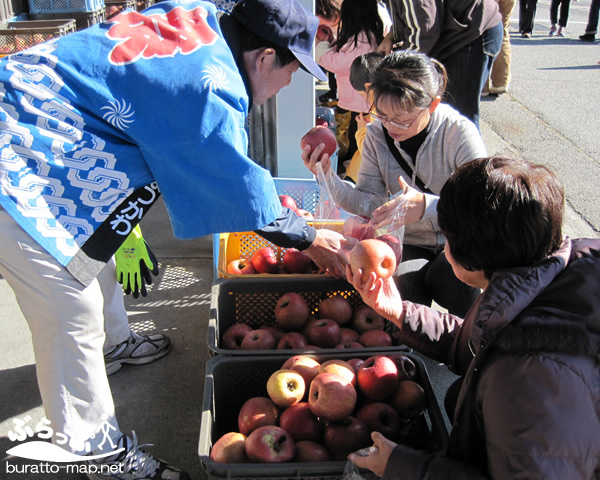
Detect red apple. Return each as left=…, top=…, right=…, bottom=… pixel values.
left=296, top=209, right=315, bottom=221
left=356, top=402, right=402, bottom=440
left=267, top=369, right=305, bottom=408
left=343, top=215, right=376, bottom=241
left=335, top=341, right=364, bottom=349
left=390, top=380, right=427, bottom=419
left=340, top=327, right=360, bottom=343
left=282, top=248, right=313, bottom=274
left=358, top=329, right=393, bottom=348
left=226, top=258, right=256, bottom=275
left=305, top=318, right=342, bottom=348
left=281, top=355, right=320, bottom=392
left=274, top=292, right=310, bottom=331
left=315, top=115, right=329, bottom=127
left=347, top=357, right=365, bottom=374
left=277, top=332, right=309, bottom=350
left=240, top=328, right=277, bottom=350
left=387, top=353, right=418, bottom=381
left=260, top=322, right=287, bottom=343
left=238, top=396, right=280, bottom=436
left=356, top=355, right=399, bottom=401
left=221, top=323, right=253, bottom=350
left=210, top=432, right=249, bottom=463
left=279, top=194, right=298, bottom=212
left=323, top=416, right=371, bottom=460
left=351, top=305, right=386, bottom=333
left=318, top=359, right=356, bottom=386
left=308, top=372, right=357, bottom=421
left=279, top=402, right=323, bottom=442
left=349, top=238, right=397, bottom=283
left=317, top=295, right=352, bottom=326
left=251, top=247, right=279, bottom=274
left=245, top=425, right=296, bottom=463
left=300, top=125, right=337, bottom=162
left=294, top=440, right=331, bottom=462
left=377, top=233, right=403, bottom=264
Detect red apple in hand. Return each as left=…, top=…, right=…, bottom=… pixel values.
left=210, top=432, right=249, bottom=463
left=245, top=425, right=296, bottom=463
left=240, top=329, right=277, bottom=350
left=351, top=305, right=385, bottom=333
left=305, top=318, right=341, bottom=348
left=251, top=247, right=279, bottom=274
left=238, top=397, right=280, bottom=436
left=274, top=292, right=309, bottom=330
left=282, top=248, right=313, bottom=274
left=323, top=416, right=371, bottom=460
left=267, top=369, right=306, bottom=408
left=350, top=238, right=397, bottom=283
left=308, top=372, right=357, bottom=421
left=317, top=295, right=352, bottom=326
left=300, top=126, right=337, bottom=162
left=279, top=194, right=298, bottom=212
left=279, top=402, right=323, bottom=442
left=226, top=258, right=256, bottom=275
left=357, top=355, right=399, bottom=400
left=222, top=323, right=254, bottom=350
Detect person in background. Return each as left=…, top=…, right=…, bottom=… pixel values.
left=318, top=0, right=385, bottom=175
left=347, top=156, right=600, bottom=479
left=549, top=0, right=572, bottom=36
left=377, top=0, right=502, bottom=129
left=303, top=50, right=487, bottom=317
left=316, top=0, right=343, bottom=103
left=0, top=0, right=350, bottom=478
left=482, top=0, right=516, bottom=95
left=578, top=0, right=599, bottom=41
left=519, top=0, right=538, bottom=37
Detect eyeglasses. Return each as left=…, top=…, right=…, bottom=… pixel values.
left=369, top=106, right=428, bottom=130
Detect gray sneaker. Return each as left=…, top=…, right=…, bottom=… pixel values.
left=86, top=432, right=190, bottom=480
left=104, top=331, right=171, bottom=375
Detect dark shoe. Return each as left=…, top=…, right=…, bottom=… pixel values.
left=579, top=33, right=596, bottom=42
left=522, top=32, right=531, bottom=38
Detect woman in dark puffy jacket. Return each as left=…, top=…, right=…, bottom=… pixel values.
left=346, top=156, right=600, bottom=479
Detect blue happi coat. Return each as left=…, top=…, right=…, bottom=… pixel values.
left=0, top=0, right=281, bottom=285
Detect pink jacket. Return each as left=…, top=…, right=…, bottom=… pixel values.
left=318, top=31, right=377, bottom=113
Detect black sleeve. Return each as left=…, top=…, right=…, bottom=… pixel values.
left=254, top=207, right=317, bottom=250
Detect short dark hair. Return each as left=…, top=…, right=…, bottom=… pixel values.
left=316, top=0, right=342, bottom=20
left=369, top=50, right=447, bottom=113
left=438, top=157, right=564, bottom=280
left=350, top=52, right=385, bottom=92
left=235, top=16, right=296, bottom=67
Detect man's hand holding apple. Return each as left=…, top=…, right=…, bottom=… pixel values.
left=302, top=142, right=333, bottom=177
left=370, top=177, right=426, bottom=230
left=347, top=431, right=397, bottom=478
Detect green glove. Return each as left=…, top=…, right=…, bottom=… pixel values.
left=115, top=224, right=159, bottom=298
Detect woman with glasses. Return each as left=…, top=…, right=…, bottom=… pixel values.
left=302, top=50, right=487, bottom=317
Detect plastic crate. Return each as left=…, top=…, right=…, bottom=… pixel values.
left=104, top=0, right=135, bottom=18
left=207, top=277, right=410, bottom=357
left=0, top=19, right=75, bottom=54
left=31, top=7, right=105, bottom=30
left=198, top=352, right=448, bottom=480
left=27, top=0, right=102, bottom=14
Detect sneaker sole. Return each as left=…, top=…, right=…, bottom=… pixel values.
left=105, top=343, right=172, bottom=376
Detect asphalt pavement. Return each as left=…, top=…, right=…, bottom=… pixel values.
left=1, top=3, right=599, bottom=478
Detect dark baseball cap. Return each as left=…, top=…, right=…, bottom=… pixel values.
left=231, top=0, right=327, bottom=82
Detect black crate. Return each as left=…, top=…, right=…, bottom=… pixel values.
left=104, top=0, right=136, bottom=19
left=0, top=19, right=75, bottom=54
left=30, top=7, right=105, bottom=30
left=198, top=352, right=449, bottom=480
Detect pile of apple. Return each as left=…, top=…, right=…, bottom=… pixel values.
left=209, top=353, right=430, bottom=464
left=221, top=292, right=401, bottom=351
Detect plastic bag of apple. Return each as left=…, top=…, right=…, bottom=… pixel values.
left=207, top=352, right=444, bottom=467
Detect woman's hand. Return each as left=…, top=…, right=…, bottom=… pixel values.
left=376, top=32, right=395, bottom=55
left=348, top=432, right=397, bottom=478
left=370, top=177, right=426, bottom=230
left=301, top=144, right=331, bottom=177
left=355, top=112, right=371, bottom=130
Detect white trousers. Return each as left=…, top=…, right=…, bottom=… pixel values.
left=0, top=207, right=130, bottom=453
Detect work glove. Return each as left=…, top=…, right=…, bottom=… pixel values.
left=115, top=224, right=159, bottom=298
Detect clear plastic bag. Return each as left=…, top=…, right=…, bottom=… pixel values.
left=341, top=446, right=381, bottom=480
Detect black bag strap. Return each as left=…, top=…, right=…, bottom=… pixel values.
left=383, top=128, right=433, bottom=195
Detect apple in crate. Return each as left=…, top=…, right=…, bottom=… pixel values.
left=305, top=318, right=341, bottom=348
left=308, top=372, right=357, bottom=421
left=240, top=328, right=277, bottom=350
left=274, top=292, right=309, bottom=330
left=279, top=402, right=323, bottom=442
left=277, top=332, right=309, bottom=350
left=282, top=248, right=313, bottom=274
left=281, top=355, right=320, bottom=389
left=261, top=322, right=286, bottom=343
left=317, top=295, right=352, bottom=326
left=245, top=425, right=296, bottom=463
left=387, top=353, right=418, bottom=381
left=391, top=380, right=427, bottom=419
left=210, top=432, right=249, bottom=463
left=221, top=323, right=253, bottom=350
left=356, top=402, right=402, bottom=440
left=357, top=355, right=399, bottom=401
left=300, top=125, right=337, bottom=161
left=349, top=238, right=397, bottom=283
left=318, top=359, right=356, bottom=386
left=351, top=305, right=385, bottom=333
left=267, top=369, right=305, bottom=408
left=279, top=194, right=298, bottom=212
left=340, top=327, right=360, bottom=343
left=226, top=258, right=256, bottom=275
left=251, top=247, right=279, bottom=274
left=294, top=440, right=331, bottom=462
left=335, top=340, right=363, bottom=349
left=358, top=329, right=393, bottom=348
left=323, top=416, right=371, bottom=461
left=238, top=396, right=280, bottom=436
